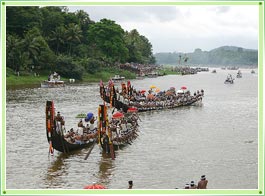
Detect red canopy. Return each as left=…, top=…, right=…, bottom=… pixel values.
left=112, top=112, right=124, bottom=119
left=84, top=184, right=106, bottom=189
left=127, top=107, right=138, bottom=113
left=140, top=90, right=146, bottom=94
left=181, top=86, right=187, bottom=90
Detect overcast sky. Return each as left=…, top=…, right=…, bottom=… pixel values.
left=68, top=5, right=259, bottom=53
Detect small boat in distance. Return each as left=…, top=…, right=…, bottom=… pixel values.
left=224, top=74, right=234, bottom=84
left=111, top=75, right=125, bottom=82
left=41, top=80, right=65, bottom=88
left=251, top=70, right=255, bottom=74
left=41, top=72, right=65, bottom=88
left=236, top=70, right=242, bottom=78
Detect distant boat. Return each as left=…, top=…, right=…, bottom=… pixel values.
left=41, top=80, right=65, bottom=88
left=236, top=70, right=242, bottom=78
left=227, top=66, right=239, bottom=70
left=251, top=70, right=255, bottom=74
left=224, top=74, right=234, bottom=84
left=111, top=75, right=125, bottom=82
left=41, top=72, right=65, bottom=88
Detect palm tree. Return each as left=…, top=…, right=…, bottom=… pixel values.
left=6, top=34, right=22, bottom=72
left=50, top=26, right=66, bottom=55
left=65, top=23, right=82, bottom=55
left=22, top=33, right=41, bottom=69
left=75, top=10, right=91, bottom=27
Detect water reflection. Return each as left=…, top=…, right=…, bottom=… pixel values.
left=45, top=153, right=70, bottom=187
left=96, top=154, right=114, bottom=187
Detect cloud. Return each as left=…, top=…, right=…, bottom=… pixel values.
left=69, top=6, right=178, bottom=23
left=68, top=5, right=259, bottom=53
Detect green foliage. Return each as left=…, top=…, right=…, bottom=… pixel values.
left=124, top=29, right=155, bottom=64
left=40, top=6, right=65, bottom=37
left=48, top=26, right=66, bottom=55
left=6, top=34, right=23, bottom=71
left=88, top=19, right=129, bottom=63
left=56, top=55, right=84, bottom=80
left=79, top=58, right=103, bottom=74
left=22, top=27, right=54, bottom=70
left=6, top=6, right=155, bottom=83
left=6, top=6, right=42, bottom=37
left=154, top=46, right=258, bottom=66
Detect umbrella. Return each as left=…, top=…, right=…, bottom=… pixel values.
left=127, top=107, right=138, bottom=113
left=150, top=85, right=156, bottom=89
left=84, top=184, right=106, bottom=189
left=177, top=90, right=184, bottom=94
left=181, top=86, right=187, bottom=90
left=140, top=90, right=146, bottom=94
left=112, top=112, right=124, bottom=119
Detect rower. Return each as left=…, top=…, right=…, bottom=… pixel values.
left=85, top=112, right=97, bottom=134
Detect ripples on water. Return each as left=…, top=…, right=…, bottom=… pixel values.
left=6, top=69, right=258, bottom=189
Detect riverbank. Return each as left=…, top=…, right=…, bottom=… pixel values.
left=5, top=66, right=181, bottom=89
left=6, top=67, right=137, bottom=89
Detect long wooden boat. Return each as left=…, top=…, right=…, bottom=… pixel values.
left=46, top=101, right=96, bottom=154
left=96, top=104, right=139, bottom=159
left=46, top=101, right=139, bottom=156
left=99, top=81, right=203, bottom=113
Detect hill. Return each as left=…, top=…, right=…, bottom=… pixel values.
left=154, top=46, right=258, bottom=67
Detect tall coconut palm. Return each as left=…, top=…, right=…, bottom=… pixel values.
left=50, top=26, right=66, bottom=55
left=6, top=34, right=22, bottom=71
left=65, top=23, right=82, bottom=55
left=22, top=28, right=49, bottom=70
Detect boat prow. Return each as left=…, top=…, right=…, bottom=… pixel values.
left=46, top=101, right=96, bottom=153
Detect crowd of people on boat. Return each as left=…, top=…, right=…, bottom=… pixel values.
left=53, top=111, right=96, bottom=144
left=54, top=109, right=139, bottom=146
left=48, top=71, right=61, bottom=82
left=102, top=81, right=204, bottom=111
left=109, top=112, right=139, bottom=145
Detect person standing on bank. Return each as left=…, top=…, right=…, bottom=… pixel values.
left=128, top=180, right=133, bottom=189
left=197, top=175, right=208, bottom=189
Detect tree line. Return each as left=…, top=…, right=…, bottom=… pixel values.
left=154, top=46, right=258, bottom=67
left=6, top=6, right=156, bottom=80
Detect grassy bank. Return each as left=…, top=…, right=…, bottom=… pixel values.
left=6, top=67, right=136, bottom=87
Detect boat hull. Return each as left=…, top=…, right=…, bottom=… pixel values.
left=41, top=81, right=65, bottom=88
left=47, top=129, right=95, bottom=153
left=46, top=101, right=95, bottom=153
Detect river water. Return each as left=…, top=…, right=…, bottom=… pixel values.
left=5, top=68, right=258, bottom=189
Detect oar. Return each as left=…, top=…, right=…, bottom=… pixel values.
left=84, top=137, right=98, bottom=160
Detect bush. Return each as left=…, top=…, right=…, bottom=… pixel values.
left=56, top=55, right=85, bottom=80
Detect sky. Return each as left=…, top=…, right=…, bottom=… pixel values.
left=68, top=5, right=259, bottom=54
